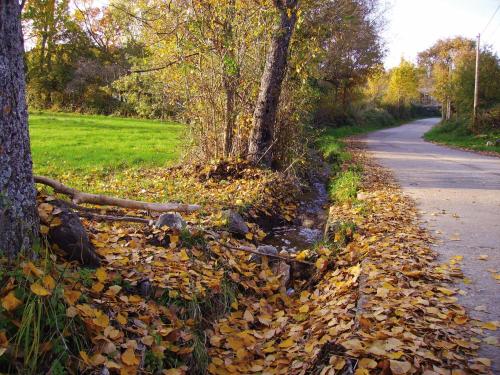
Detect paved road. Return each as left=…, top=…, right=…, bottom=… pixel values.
left=363, top=118, right=500, bottom=372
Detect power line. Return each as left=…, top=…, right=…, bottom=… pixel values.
left=485, top=21, right=500, bottom=40
left=482, top=3, right=500, bottom=34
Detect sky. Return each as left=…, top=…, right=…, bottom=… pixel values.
left=383, top=0, right=500, bottom=68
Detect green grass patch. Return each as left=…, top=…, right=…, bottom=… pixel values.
left=317, top=118, right=408, bottom=165
left=329, top=168, right=361, bottom=203
left=317, top=116, right=412, bottom=204
left=424, top=118, right=500, bottom=154
left=29, top=111, right=185, bottom=178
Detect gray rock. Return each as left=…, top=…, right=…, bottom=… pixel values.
left=249, top=245, right=278, bottom=263
left=495, top=139, right=500, bottom=146
left=222, top=209, right=249, bottom=236
left=272, top=261, right=291, bottom=287
left=155, top=213, right=186, bottom=230
left=48, top=201, right=100, bottom=267
left=137, top=279, right=152, bottom=297
left=278, top=249, right=289, bottom=257
left=258, top=245, right=278, bottom=256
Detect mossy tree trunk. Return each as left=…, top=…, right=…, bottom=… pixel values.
left=0, top=0, right=40, bottom=256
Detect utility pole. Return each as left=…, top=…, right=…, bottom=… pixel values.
left=473, top=33, right=480, bottom=130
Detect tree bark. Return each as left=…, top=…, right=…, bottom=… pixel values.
left=0, top=0, right=40, bottom=257
left=223, top=80, right=237, bottom=157
left=247, top=0, right=299, bottom=167
left=222, top=0, right=238, bottom=158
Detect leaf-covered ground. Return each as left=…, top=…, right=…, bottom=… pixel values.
left=0, top=150, right=496, bottom=374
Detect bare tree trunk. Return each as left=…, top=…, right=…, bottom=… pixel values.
left=247, top=0, right=299, bottom=167
left=0, top=0, right=40, bottom=257
left=223, top=80, right=237, bottom=157
left=222, top=0, right=238, bottom=158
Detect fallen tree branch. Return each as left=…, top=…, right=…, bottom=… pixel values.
left=77, top=212, right=153, bottom=225
left=220, top=243, right=314, bottom=266
left=35, top=175, right=201, bottom=213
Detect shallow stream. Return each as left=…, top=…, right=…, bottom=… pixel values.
left=264, top=173, right=330, bottom=253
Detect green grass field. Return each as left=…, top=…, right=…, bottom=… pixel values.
left=424, top=119, right=500, bottom=154
left=30, top=112, right=185, bottom=177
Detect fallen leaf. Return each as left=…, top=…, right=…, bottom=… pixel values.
left=390, top=360, right=412, bottom=374
left=278, top=338, right=294, bottom=348
left=358, top=358, right=377, bottom=369
left=1, top=291, right=22, bottom=311
left=42, top=275, right=56, bottom=290
left=475, top=358, right=491, bottom=366
left=121, top=347, right=139, bottom=366
left=63, top=290, right=81, bottom=305
left=243, top=309, right=254, bottom=323
left=30, top=282, right=50, bottom=296
left=482, top=321, right=498, bottom=331
left=95, top=267, right=107, bottom=283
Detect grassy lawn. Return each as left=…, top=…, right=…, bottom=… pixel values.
left=29, top=112, right=185, bottom=196
left=30, top=112, right=184, bottom=175
left=424, top=119, right=500, bottom=154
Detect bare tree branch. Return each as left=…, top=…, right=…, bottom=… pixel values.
left=35, top=175, right=200, bottom=213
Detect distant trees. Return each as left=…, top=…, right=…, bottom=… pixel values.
left=418, top=37, right=475, bottom=120
left=314, top=0, right=385, bottom=107
left=0, top=0, right=39, bottom=256
left=418, top=37, right=500, bottom=130
left=385, top=59, right=421, bottom=110
left=305, top=0, right=386, bottom=127
left=22, top=0, right=138, bottom=112
left=21, top=0, right=390, bottom=168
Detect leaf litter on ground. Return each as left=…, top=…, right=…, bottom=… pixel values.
left=0, top=151, right=495, bottom=374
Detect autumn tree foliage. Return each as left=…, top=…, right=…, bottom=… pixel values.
left=385, top=59, right=421, bottom=110
left=22, top=0, right=389, bottom=168
left=418, top=37, right=500, bottom=129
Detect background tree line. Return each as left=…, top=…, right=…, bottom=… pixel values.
left=418, top=36, right=500, bottom=132
left=22, top=0, right=499, bottom=167
left=22, top=0, right=392, bottom=167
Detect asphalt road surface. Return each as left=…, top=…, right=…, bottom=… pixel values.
left=363, top=118, right=500, bottom=372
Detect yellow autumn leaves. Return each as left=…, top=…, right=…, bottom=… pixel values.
left=1, top=262, right=57, bottom=313
left=1, top=292, right=22, bottom=311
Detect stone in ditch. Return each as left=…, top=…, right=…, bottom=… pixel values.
left=272, top=261, right=291, bottom=287
left=155, top=213, right=186, bottom=230
left=138, top=279, right=152, bottom=297
left=222, top=209, right=249, bottom=236
left=47, top=203, right=100, bottom=267
left=249, top=245, right=278, bottom=263
left=258, top=245, right=278, bottom=256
